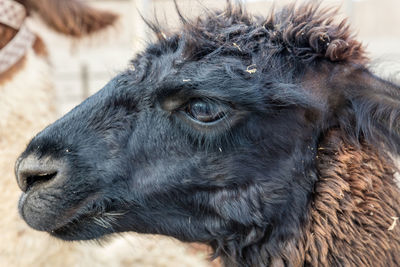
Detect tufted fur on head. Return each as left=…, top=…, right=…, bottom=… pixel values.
left=141, top=0, right=400, bottom=157
left=147, top=1, right=365, bottom=63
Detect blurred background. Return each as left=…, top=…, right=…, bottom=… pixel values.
left=30, top=0, right=400, bottom=115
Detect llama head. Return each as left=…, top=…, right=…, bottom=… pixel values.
left=15, top=1, right=400, bottom=259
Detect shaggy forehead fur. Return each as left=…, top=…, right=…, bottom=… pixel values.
left=147, top=2, right=365, bottom=64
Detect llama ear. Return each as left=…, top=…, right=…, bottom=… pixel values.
left=332, top=66, right=400, bottom=155
left=24, top=0, right=118, bottom=37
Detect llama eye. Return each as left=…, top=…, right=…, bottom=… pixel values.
left=186, top=100, right=226, bottom=123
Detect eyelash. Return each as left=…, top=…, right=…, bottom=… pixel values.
left=166, top=97, right=247, bottom=150
left=183, top=99, right=227, bottom=125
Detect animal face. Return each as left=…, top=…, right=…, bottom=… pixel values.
left=15, top=2, right=400, bottom=253
left=16, top=48, right=318, bottom=242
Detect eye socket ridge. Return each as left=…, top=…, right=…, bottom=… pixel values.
left=184, top=99, right=228, bottom=124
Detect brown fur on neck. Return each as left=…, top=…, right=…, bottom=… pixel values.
left=272, top=130, right=400, bottom=267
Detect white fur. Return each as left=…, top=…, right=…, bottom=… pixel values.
left=395, top=172, right=400, bottom=189
left=392, top=156, right=400, bottom=189
left=387, top=153, right=400, bottom=189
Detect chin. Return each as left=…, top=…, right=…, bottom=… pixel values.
left=18, top=190, right=124, bottom=241
left=49, top=216, right=115, bottom=241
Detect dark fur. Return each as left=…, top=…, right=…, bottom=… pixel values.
left=16, top=2, right=400, bottom=266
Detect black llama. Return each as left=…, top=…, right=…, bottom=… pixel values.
left=15, top=2, right=400, bottom=267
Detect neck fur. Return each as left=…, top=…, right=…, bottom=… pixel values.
left=216, top=130, right=400, bottom=267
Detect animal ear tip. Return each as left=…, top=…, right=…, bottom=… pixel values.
left=85, top=10, right=119, bottom=34
left=70, top=5, right=119, bottom=36
left=29, top=0, right=119, bottom=37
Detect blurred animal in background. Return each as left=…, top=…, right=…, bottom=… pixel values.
left=0, top=0, right=214, bottom=266
left=14, top=1, right=400, bottom=267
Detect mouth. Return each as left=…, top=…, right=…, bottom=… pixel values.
left=19, top=191, right=124, bottom=240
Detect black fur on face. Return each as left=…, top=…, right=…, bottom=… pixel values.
left=16, top=2, right=400, bottom=265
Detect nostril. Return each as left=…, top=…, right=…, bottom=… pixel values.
left=25, top=172, right=58, bottom=192
left=18, top=170, right=58, bottom=192
left=16, top=155, right=62, bottom=192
